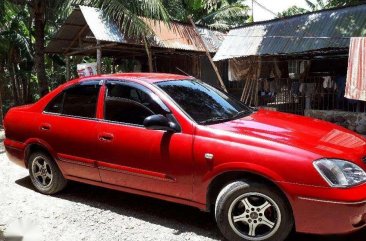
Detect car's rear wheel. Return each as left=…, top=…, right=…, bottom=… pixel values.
left=29, top=152, right=67, bottom=194
left=215, top=180, right=293, bottom=241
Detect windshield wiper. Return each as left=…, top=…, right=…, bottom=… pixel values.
left=199, top=117, right=231, bottom=125
left=200, top=110, right=252, bottom=125
left=231, top=110, right=251, bottom=119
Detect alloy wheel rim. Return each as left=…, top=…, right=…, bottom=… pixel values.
left=32, top=156, right=53, bottom=187
left=228, top=192, right=281, bottom=241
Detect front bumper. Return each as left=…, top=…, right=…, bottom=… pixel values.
left=279, top=182, right=366, bottom=234
left=294, top=196, right=366, bottom=234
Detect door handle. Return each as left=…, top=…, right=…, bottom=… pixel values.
left=40, top=123, right=51, bottom=131
left=98, top=133, right=114, bottom=142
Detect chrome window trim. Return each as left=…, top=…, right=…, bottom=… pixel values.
left=42, top=78, right=182, bottom=131
left=42, top=110, right=172, bottom=131
left=42, top=111, right=100, bottom=123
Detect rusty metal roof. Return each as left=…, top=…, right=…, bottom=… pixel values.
left=213, top=4, right=366, bottom=61
left=143, top=18, right=225, bottom=52
left=46, top=6, right=224, bottom=54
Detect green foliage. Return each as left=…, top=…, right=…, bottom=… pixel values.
left=163, top=0, right=250, bottom=30
left=278, top=5, right=308, bottom=17
left=0, top=1, right=33, bottom=105
left=327, top=0, right=366, bottom=7
left=0, top=0, right=250, bottom=111
left=0, top=0, right=70, bottom=107
left=305, top=0, right=326, bottom=11
left=73, top=0, right=170, bottom=37
left=279, top=0, right=366, bottom=17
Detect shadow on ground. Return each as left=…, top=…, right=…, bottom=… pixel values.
left=16, top=176, right=366, bottom=241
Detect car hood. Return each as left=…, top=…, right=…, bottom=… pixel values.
left=209, top=109, right=366, bottom=160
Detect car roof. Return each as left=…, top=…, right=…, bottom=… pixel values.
left=77, top=73, right=194, bottom=84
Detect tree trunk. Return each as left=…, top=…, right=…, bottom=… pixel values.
left=0, top=65, right=5, bottom=125
left=9, top=63, right=19, bottom=106
left=33, top=0, right=48, bottom=97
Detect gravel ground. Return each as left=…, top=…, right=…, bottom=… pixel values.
left=0, top=150, right=366, bottom=241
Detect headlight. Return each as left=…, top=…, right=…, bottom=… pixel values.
left=314, top=159, right=366, bottom=187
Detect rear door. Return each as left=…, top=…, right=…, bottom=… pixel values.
left=38, top=81, right=102, bottom=181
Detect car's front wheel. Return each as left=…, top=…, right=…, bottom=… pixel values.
left=215, top=180, right=293, bottom=241
left=29, top=152, right=67, bottom=194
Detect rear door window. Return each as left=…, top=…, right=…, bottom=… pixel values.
left=45, top=92, right=64, bottom=114
left=45, top=82, right=101, bottom=118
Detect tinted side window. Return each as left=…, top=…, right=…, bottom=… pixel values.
left=157, top=80, right=251, bottom=124
left=105, top=82, right=169, bottom=125
left=45, top=92, right=64, bottom=113
left=62, top=84, right=100, bottom=118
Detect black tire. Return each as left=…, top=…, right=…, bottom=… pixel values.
left=28, top=152, right=67, bottom=194
left=215, top=180, right=293, bottom=241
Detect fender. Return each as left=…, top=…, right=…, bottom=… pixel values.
left=24, top=138, right=58, bottom=166
left=192, top=161, right=289, bottom=206
left=204, top=162, right=286, bottom=184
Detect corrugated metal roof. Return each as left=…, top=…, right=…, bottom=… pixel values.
left=213, top=4, right=366, bottom=61
left=45, top=9, right=87, bottom=54
left=46, top=6, right=224, bottom=54
left=79, top=6, right=126, bottom=43
left=142, top=18, right=225, bottom=52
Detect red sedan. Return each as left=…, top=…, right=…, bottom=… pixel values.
left=4, top=73, right=366, bottom=241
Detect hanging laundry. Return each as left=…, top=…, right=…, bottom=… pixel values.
left=322, top=76, right=337, bottom=90
left=345, top=37, right=366, bottom=101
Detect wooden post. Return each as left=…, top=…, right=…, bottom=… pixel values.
left=144, top=38, right=153, bottom=72
left=112, top=58, right=116, bottom=73
left=188, top=17, right=227, bottom=92
left=66, top=56, right=70, bottom=81
left=96, top=40, right=102, bottom=74
left=255, top=56, right=262, bottom=106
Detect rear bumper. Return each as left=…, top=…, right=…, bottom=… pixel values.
left=280, top=182, right=366, bottom=234
left=4, top=138, right=26, bottom=168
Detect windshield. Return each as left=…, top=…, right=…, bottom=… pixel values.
left=156, top=79, right=252, bottom=125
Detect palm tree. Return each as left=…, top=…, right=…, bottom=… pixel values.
left=327, top=0, right=366, bottom=8
left=279, top=0, right=365, bottom=17
left=0, top=0, right=33, bottom=117
left=77, top=0, right=170, bottom=37
left=163, top=0, right=250, bottom=30
left=305, top=0, right=326, bottom=11
left=7, top=0, right=71, bottom=96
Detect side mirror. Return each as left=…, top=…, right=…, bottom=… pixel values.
left=143, top=114, right=179, bottom=132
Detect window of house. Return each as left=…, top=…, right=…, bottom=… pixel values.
left=288, top=60, right=299, bottom=75
left=45, top=82, right=100, bottom=118
left=104, top=81, right=170, bottom=125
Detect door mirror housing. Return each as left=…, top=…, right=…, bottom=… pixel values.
left=143, top=114, right=179, bottom=132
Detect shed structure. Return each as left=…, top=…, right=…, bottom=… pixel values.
left=46, top=5, right=226, bottom=87
left=213, top=4, right=366, bottom=134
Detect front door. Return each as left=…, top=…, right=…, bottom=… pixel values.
left=95, top=80, right=193, bottom=200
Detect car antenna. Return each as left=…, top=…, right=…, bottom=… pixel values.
left=176, top=67, right=193, bottom=77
